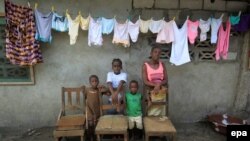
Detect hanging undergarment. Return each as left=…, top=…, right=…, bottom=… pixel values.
left=149, top=19, right=164, bottom=34
left=88, top=17, right=103, bottom=46
left=35, top=9, right=53, bottom=42
left=156, top=20, right=175, bottom=44
left=229, top=15, right=240, bottom=25
left=101, top=17, right=115, bottom=34
left=128, top=20, right=139, bottom=43
left=211, top=17, right=222, bottom=44
left=139, top=17, right=151, bottom=33
left=199, top=18, right=211, bottom=42
left=112, top=19, right=130, bottom=47
left=80, top=15, right=90, bottom=30
left=66, top=13, right=81, bottom=45
left=187, top=20, right=199, bottom=44
left=52, top=12, right=68, bottom=32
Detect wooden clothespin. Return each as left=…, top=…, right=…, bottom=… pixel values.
left=173, top=16, right=175, bottom=21
left=220, top=13, right=224, bottom=19
left=66, top=9, right=69, bottom=14
left=51, top=6, right=55, bottom=12
left=187, top=15, right=189, bottom=20
left=114, top=15, right=116, bottom=19
left=27, top=1, right=30, bottom=8
left=34, top=3, right=38, bottom=9
left=162, top=17, right=165, bottom=20
left=238, top=11, right=241, bottom=16
left=78, top=11, right=81, bottom=16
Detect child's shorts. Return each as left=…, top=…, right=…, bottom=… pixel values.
left=128, top=116, right=143, bottom=129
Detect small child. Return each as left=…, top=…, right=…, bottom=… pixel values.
left=106, top=58, right=127, bottom=114
left=85, top=75, right=108, bottom=141
left=125, top=80, right=143, bottom=140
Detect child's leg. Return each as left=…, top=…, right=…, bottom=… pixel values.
left=135, top=116, right=143, bottom=139
left=128, top=117, right=135, bottom=139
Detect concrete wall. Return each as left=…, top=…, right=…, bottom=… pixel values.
left=0, top=0, right=249, bottom=128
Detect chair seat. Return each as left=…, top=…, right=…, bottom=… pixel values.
left=56, top=114, right=86, bottom=131
left=95, top=115, right=128, bottom=133
left=144, top=117, right=176, bottom=133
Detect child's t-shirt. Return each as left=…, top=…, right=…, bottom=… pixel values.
left=106, top=72, right=127, bottom=88
left=125, top=92, right=142, bottom=117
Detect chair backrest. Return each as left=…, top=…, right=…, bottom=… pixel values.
left=98, top=94, right=124, bottom=116
left=61, top=86, right=85, bottom=115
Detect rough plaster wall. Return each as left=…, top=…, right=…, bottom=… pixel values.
left=0, top=0, right=248, bottom=127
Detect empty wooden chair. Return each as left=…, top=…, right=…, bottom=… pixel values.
left=53, top=86, right=86, bottom=141
left=144, top=89, right=177, bottom=141
left=95, top=96, right=128, bottom=141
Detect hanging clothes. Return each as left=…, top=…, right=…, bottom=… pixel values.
left=229, top=15, right=240, bottom=25
left=215, top=20, right=231, bottom=61
left=128, top=20, right=139, bottom=43
left=52, top=12, right=68, bottom=32
left=5, top=0, right=43, bottom=66
left=34, top=9, right=53, bottom=43
left=101, top=17, right=115, bottom=34
left=187, top=20, right=199, bottom=44
left=66, top=13, right=81, bottom=45
left=139, top=17, right=151, bottom=33
left=88, top=17, right=103, bottom=47
left=156, top=20, right=175, bottom=44
left=199, top=18, right=211, bottom=42
left=80, top=15, right=90, bottom=31
left=211, top=17, right=222, bottom=44
left=149, top=19, right=164, bottom=34
left=170, top=20, right=190, bottom=66
left=233, top=14, right=250, bottom=32
left=112, top=19, right=130, bottom=47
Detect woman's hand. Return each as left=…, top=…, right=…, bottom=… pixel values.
left=153, top=83, right=161, bottom=94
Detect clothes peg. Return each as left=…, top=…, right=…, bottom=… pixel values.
left=114, top=15, right=116, bottom=19
left=173, top=17, right=175, bottom=21
left=238, top=11, right=241, bottom=16
left=51, top=6, right=55, bottom=12
left=139, top=15, right=141, bottom=20
left=34, top=3, right=38, bottom=9
left=220, top=13, right=224, bottom=19
left=187, top=15, right=189, bottom=20
left=78, top=11, right=81, bottom=16
left=66, top=9, right=69, bottom=14
left=162, top=17, right=165, bottom=20
left=27, top=2, right=30, bottom=8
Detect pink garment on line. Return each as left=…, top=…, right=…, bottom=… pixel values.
left=187, top=20, right=199, bottom=44
left=215, top=20, right=231, bottom=61
left=156, top=20, right=175, bottom=44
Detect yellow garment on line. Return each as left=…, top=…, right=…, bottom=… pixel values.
left=66, top=13, right=81, bottom=45
left=139, top=19, right=152, bottom=33
left=66, top=13, right=90, bottom=45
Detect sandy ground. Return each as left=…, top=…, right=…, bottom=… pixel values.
left=0, top=122, right=226, bottom=141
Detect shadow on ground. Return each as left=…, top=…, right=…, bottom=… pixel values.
left=0, top=122, right=226, bottom=141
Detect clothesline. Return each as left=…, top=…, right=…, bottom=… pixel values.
left=4, top=0, right=250, bottom=66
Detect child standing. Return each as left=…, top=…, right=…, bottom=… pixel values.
left=125, top=80, right=143, bottom=140
left=85, top=75, right=108, bottom=141
left=106, top=58, right=127, bottom=114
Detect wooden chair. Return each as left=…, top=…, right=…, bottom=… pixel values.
left=53, top=86, right=86, bottom=141
left=143, top=89, right=177, bottom=141
left=95, top=96, right=128, bottom=141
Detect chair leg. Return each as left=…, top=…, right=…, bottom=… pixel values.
left=124, top=133, right=128, bottom=141
left=81, top=136, right=84, bottom=141
left=145, top=135, right=149, bottom=141
left=97, top=134, right=101, bottom=141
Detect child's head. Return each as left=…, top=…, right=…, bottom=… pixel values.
left=89, top=75, right=99, bottom=88
left=129, top=80, right=139, bottom=94
left=150, top=46, right=162, bottom=61
left=112, top=58, right=122, bottom=74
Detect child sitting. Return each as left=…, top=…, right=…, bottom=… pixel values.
left=106, top=58, right=127, bottom=114
left=125, top=80, right=143, bottom=140
left=85, top=75, right=108, bottom=141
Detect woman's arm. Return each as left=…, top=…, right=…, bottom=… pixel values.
left=160, top=63, right=168, bottom=87
left=142, top=63, right=158, bottom=87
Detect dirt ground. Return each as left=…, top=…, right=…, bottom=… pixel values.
left=0, top=122, right=226, bottom=141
